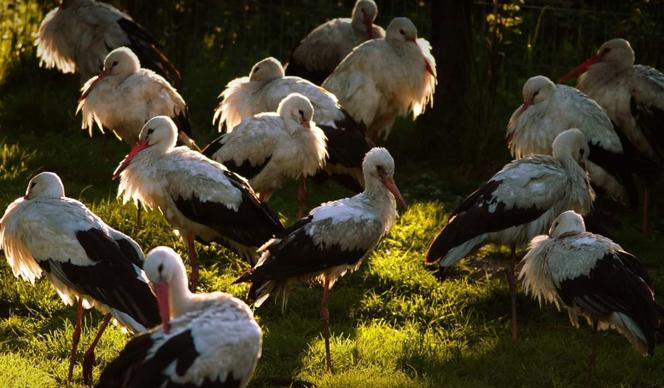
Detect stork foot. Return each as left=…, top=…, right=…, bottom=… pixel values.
left=82, top=349, right=95, bottom=385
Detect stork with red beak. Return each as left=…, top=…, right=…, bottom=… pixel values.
left=113, top=116, right=284, bottom=289
left=285, top=0, right=385, bottom=85
left=97, top=247, right=262, bottom=388
left=323, top=17, right=437, bottom=141
left=560, top=38, right=664, bottom=233
left=235, top=147, right=406, bottom=372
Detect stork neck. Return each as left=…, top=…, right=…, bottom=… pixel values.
left=168, top=272, right=194, bottom=318
left=578, top=62, right=625, bottom=91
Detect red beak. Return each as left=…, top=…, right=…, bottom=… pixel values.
left=23, top=195, right=29, bottom=200
left=381, top=175, right=407, bottom=209
left=153, top=281, right=171, bottom=333
left=559, top=54, right=601, bottom=83
left=516, top=99, right=532, bottom=116
left=79, top=68, right=112, bottom=101
left=112, top=138, right=150, bottom=180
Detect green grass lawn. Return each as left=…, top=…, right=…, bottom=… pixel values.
left=0, top=129, right=663, bottom=388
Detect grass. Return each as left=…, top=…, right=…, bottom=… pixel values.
left=0, top=126, right=663, bottom=388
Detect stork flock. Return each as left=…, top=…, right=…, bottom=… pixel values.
left=0, top=0, right=662, bottom=386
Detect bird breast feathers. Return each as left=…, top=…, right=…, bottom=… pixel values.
left=214, top=76, right=263, bottom=131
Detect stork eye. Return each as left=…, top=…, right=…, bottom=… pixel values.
left=399, top=29, right=405, bottom=35
left=254, top=66, right=260, bottom=72
left=298, top=110, right=304, bottom=116
left=533, top=91, right=539, bottom=97
left=112, top=61, right=118, bottom=67
left=147, top=128, right=154, bottom=135
left=554, top=222, right=559, bottom=228
left=579, top=149, right=585, bottom=155
left=158, top=263, right=164, bottom=274
left=603, top=48, right=612, bottom=54
left=376, top=165, right=386, bottom=176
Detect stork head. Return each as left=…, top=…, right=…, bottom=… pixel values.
left=362, top=148, right=407, bottom=209
left=549, top=210, right=586, bottom=238
left=278, top=93, right=315, bottom=133
left=144, top=246, right=188, bottom=333
left=249, top=57, right=284, bottom=82
left=560, top=39, right=634, bottom=82
left=112, top=116, right=177, bottom=179
left=386, top=17, right=418, bottom=43
left=351, top=0, right=379, bottom=37
left=24, top=172, right=65, bottom=200
left=80, top=47, right=140, bottom=100
left=552, top=128, right=589, bottom=169
left=516, top=75, right=555, bottom=115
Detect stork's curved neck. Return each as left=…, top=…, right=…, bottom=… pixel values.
left=168, top=271, right=195, bottom=318
left=578, top=62, right=626, bottom=92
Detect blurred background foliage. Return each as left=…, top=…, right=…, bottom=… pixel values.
left=0, top=0, right=662, bottom=178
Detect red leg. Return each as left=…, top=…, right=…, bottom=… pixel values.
left=82, top=313, right=112, bottom=385
left=67, top=299, right=84, bottom=382
left=297, top=176, right=307, bottom=218
left=136, top=206, right=142, bottom=230
left=186, top=234, right=199, bottom=291
left=507, top=244, right=518, bottom=341
left=588, top=321, right=599, bottom=386
left=642, top=189, right=650, bottom=236
left=320, top=276, right=334, bottom=373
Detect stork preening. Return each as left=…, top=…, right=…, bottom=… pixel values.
left=285, top=0, right=385, bottom=85
left=520, top=210, right=661, bottom=382
left=213, top=56, right=372, bottom=192
left=36, top=0, right=180, bottom=86
left=235, top=147, right=406, bottom=372
left=203, top=93, right=328, bottom=217
left=113, top=116, right=284, bottom=289
left=77, top=47, right=197, bottom=149
left=508, top=75, right=636, bottom=204
left=0, top=172, right=159, bottom=384
left=560, top=38, right=664, bottom=233
left=96, top=247, right=262, bottom=388
left=425, top=129, right=595, bottom=340
left=322, top=17, right=437, bottom=141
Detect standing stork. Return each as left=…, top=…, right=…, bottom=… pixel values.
left=508, top=75, right=636, bottom=203
left=0, top=172, right=160, bottom=384
left=425, top=129, right=595, bottom=341
left=322, top=17, right=437, bottom=141
left=213, top=56, right=372, bottom=192
left=77, top=47, right=197, bottom=149
left=113, top=116, right=284, bottom=289
left=285, top=0, right=385, bottom=85
left=36, top=0, right=181, bottom=87
left=96, top=247, right=262, bottom=388
left=520, top=210, right=661, bottom=382
left=560, top=39, right=664, bottom=233
left=234, top=147, right=407, bottom=372
left=203, top=93, right=328, bottom=217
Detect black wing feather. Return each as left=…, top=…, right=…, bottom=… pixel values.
left=631, top=96, right=664, bottom=161
left=284, top=55, right=331, bottom=86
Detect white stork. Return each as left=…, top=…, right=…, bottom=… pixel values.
left=508, top=75, right=635, bottom=203
left=560, top=39, right=663, bottom=233
left=36, top=0, right=181, bottom=87
left=96, top=246, right=262, bottom=388
left=213, top=56, right=372, bottom=192
left=285, top=0, right=385, bottom=85
left=520, top=210, right=661, bottom=382
left=113, top=116, right=284, bottom=289
left=322, top=17, right=437, bottom=141
left=77, top=47, right=197, bottom=149
left=425, top=128, right=595, bottom=341
left=203, top=93, right=328, bottom=217
left=235, top=147, right=406, bottom=372
left=0, top=172, right=159, bottom=384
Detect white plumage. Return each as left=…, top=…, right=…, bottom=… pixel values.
left=285, top=0, right=385, bottom=85
left=35, top=0, right=180, bottom=86
left=77, top=47, right=196, bottom=148
left=0, top=172, right=160, bottom=383
left=322, top=17, right=437, bottom=140
left=97, top=247, right=262, bottom=388
left=113, top=116, right=284, bottom=288
left=508, top=75, right=629, bottom=202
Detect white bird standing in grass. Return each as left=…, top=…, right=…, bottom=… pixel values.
left=322, top=17, right=437, bottom=141
left=203, top=93, right=328, bottom=217
left=520, top=210, right=661, bottom=382
left=425, top=128, right=595, bottom=341
left=285, top=0, right=385, bottom=85
left=36, top=0, right=181, bottom=86
left=96, top=247, right=262, bottom=388
left=235, top=147, right=407, bottom=373
left=113, top=116, right=284, bottom=289
left=508, top=75, right=635, bottom=203
left=214, top=57, right=372, bottom=192
left=0, top=172, right=160, bottom=384
left=77, top=47, right=197, bottom=149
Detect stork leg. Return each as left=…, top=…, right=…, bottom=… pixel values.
left=507, top=244, right=518, bottom=341
left=297, top=176, right=307, bottom=218
left=320, top=276, right=334, bottom=373
left=82, top=313, right=112, bottom=385
left=642, top=189, right=650, bottom=236
left=588, top=321, right=599, bottom=386
left=186, top=234, right=199, bottom=291
left=136, top=206, right=142, bottom=230
left=67, top=299, right=84, bottom=382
